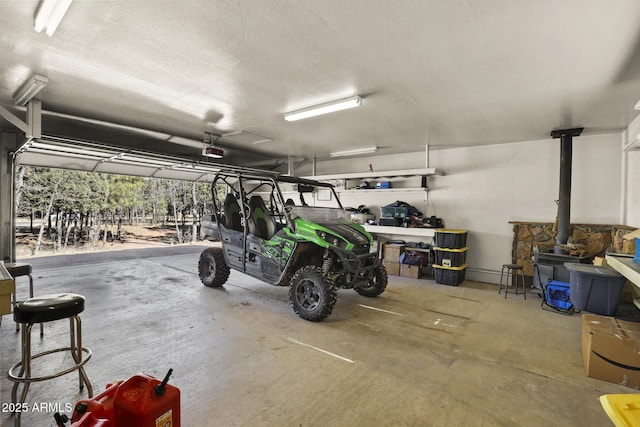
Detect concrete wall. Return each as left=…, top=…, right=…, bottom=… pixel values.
left=299, top=133, right=622, bottom=284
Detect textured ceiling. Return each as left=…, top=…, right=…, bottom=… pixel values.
left=1, top=0, right=640, bottom=168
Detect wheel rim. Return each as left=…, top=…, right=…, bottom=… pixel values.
left=363, top=272, right=379, bottom=290
left=295, top=278, right=321, bottom=311
left=203, top=258, right=215, bottom=279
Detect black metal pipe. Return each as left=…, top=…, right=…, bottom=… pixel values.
left=550, top=128, right=583, bottom=254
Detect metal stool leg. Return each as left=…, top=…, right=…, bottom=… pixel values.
left=13, top=273, right=43, bottom=336
left=11, top=323, right=33, bottom=427
left=27, top=274, right=43, bottom=336
left=70, top=316, right=93, bottom=396
left=520, top=269, right=526, bottom=300
left=499, top=266, right=506, bottom=295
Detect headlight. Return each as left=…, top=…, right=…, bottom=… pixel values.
left=316, top=230, right=347, bottom=248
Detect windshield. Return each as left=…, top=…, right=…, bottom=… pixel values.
left=287, top=206, right=352, bottom=224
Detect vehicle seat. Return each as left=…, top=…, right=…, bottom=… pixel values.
left=223, top=193, right=243, bottom=231
left=248, top=195, right=277, bottom=240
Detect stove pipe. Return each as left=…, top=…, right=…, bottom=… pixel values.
left=550, top=127, right=583, bottom=254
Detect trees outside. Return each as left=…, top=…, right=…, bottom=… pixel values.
left=15, top=166, right=213, bottom=254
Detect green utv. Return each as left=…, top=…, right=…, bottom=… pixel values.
left=197, top=170, right=388, bottom=321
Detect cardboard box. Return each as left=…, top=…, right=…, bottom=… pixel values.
left=582, top=314, right=640, bottom=389
left=382, top=260, right=400, bottom=276
left=400, top=264, right=421, bottom=279
left=382, top=243, right=404, bottom=262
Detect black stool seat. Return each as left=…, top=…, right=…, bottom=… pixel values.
left=14, top=293, right=84, bottom=324
left=6, top=263, right=32, bottom=277
left=502, top=263, right=523, bottom=270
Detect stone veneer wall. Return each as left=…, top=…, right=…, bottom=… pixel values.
left=509, top=222, right=636, bottom=277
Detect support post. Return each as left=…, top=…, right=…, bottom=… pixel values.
left=0, top=132, right=18, bottom=262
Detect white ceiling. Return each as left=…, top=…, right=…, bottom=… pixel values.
left=2, top=0, right=640, bottom=169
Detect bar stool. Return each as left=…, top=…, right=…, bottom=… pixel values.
left=6, top=263, right=42, bottom=336
left=498, top=263, right=526, bottom=299
left=7, top=293, right=93, bottom=427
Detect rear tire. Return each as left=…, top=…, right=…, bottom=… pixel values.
left=289, top=266, right=337, bottom=322
left=355, top=264, right=388, bottom=297
left=198, top=247, right=230, bottom=287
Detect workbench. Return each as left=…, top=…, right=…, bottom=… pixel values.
left=606, top=254, right=640, bottom=309
left=0, top=262, right=16, bottom=315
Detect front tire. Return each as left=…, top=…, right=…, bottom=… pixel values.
left=198, top=247, right=230, bottom=287
left=355, top=264, right=388, bottom=297
left=289, top=266, right=337, bottom=322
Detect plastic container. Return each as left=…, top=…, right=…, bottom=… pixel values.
left=433, top=263, right=467, bottom=286
left=434, top=246, right=468, bottom=267
left=635, top=238, right=639, bottom=263
left=434, top=229, right=468, bottom=249
left=565, top=263, right=627, bottom=316
left=114, top=371, right=180, bottom=427
left=545, top=280, right=572, bottom=310
left=600, top=394, right=640, bottom=427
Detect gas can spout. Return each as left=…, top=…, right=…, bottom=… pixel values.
left=154, top=368, right=173, bottom=396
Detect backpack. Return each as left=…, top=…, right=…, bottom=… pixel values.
left=400, top=250, right=430, bottom=269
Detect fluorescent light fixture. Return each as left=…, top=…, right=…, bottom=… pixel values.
left=329, top=146, right=378, bottom=157
left=284, top=95, right=362, bottom=122
left=13, top=74, right=48, bottom=106
left=34, top=0, right=73, bottom=36
left=635, top=99, right=640, bottom=111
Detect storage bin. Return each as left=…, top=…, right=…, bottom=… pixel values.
left=433, top=263, right=467, bottom=286
left=382, top=243, right=404, bottom=262
left=635, top=238, right=639, bottom=263
left=545, top=280, right=572, bottom=310
left=434, top=246, right=468, bottom=267
left=400, top=263, right=421, bottom=279
left=600, top=394, right=640, bottom=426
left=565, top=263, right=627, bottom=316
left=382, top=260, right=400, bottom=276
left=434, top=229, right=468, bottom=249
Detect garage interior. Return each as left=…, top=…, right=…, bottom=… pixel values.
left=1, top=1, right=640, bottom=426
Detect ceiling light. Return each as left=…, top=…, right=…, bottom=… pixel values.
left=13, top=74, right=48, bottom=106
left=329, top=146, right=378, bottom=157
left=284, top=95, right=362, bottom=122
left=34, top=0, right=73, bottom=37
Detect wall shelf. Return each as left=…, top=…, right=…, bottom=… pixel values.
left=336, top=187, right=427, bottom=194
left=302, top=167, right=442, bottom=181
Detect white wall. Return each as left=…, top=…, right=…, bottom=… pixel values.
left=300, top=133, right=622, bottom=284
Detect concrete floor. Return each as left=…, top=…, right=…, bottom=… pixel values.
left=0, top=244, right=630, bottom=426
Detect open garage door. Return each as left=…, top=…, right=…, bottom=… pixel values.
left=15, top=135, right=271, bottom=182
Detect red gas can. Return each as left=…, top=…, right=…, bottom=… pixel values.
left=114, top=369, right=180, bottom=427
left=71, top=412, right=111, bottom=427
left=70, top=381, right=122, bottom=426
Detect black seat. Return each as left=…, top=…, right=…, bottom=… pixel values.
left=248, top=196, right=277, bottom=240
left=223, top=193, right=243, bottom=231
left=14, top=293, right=85, bottom=324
